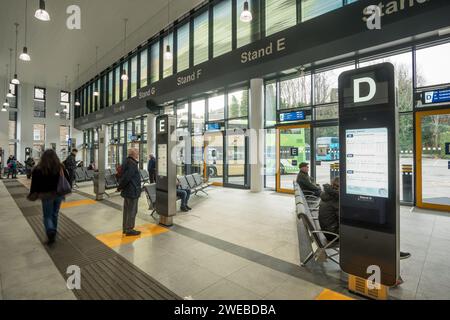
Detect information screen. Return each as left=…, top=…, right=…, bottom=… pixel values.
left=158, top=144, right=168, bottom=177
left=346, top=128, right=389, bottom=198
left=279, top=111, right=305, bottom=122
left=423, top=88, right=450, bottom=105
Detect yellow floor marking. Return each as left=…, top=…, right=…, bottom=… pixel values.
left=315, top=289, right=354, bottom=300
left=96, top=224, right=169, bottom=248
left=61, top=199, right=97, bottom=209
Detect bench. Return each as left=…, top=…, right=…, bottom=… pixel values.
left=75, top=167, right=87, bottom=182
left=182, top=173, right=210, bottom=196
left=144, top=183, right=185, bottom=219
left=104, top=174, right=119, bottom=197
left=140, top=169, right=150, bottom=187
left=294, top=182, right=339, bottom=266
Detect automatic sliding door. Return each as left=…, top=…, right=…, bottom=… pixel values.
left=204, top=132, right=224, bottom=185
left=225, top=134, right=247, bottom=187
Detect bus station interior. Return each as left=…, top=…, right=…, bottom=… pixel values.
left=0, top=0, right=450, bottom=300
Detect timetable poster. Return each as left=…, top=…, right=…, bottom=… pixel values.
left=158, top=144, right=168, bottom=177
left=346, top=128, right=389, bottom=198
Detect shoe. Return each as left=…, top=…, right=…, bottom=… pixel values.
left=400, top=252, right=411, bottom=260
left=47, top=232, right=56, bottom=245
left=125, top=230, right=141, bottom=236
left=186, top=206, right=192, bottom=211
left=393, top=277, right=404, bottom=287
left=181, top=206, right=189, bottom=212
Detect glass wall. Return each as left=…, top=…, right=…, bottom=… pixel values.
left=114, top=66, right=120, bottom=103
left=163, top=33, right=174, bottom=78
left=177, top=23, right=190, bottom=72
left=150, top=42, right=160, bottom=83
left=208, top=95, right=225, bottom=121
left=301, top=0, right=342, bottom=22
left=140, top=49, right=148, bottom=88
left=416, top=42, right=450, bottom=87
left=131, top=55, right=138, bottom=97
left=213, top=0, right=232, bottom=58
left=193, top=11, right=209, bottom=66
left=265, top=0, right=297, bottom=37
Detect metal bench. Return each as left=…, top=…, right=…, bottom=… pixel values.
left=140, top=169, right=150, bottom=187
left=104, top=174, right=119, bottom=197
left=143, top=184, right=157, bottom=219
left=192, top=173, right=210, bottom=195
left=75, top=167, right=87, bottom=182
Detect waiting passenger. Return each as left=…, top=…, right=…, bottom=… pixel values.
left=64, top=148, right=78, bottom=187
left=296, top=162, right=321, bottom=197
left=176, top=180, right=191, bottom=212
left=88, top=161, right=96, bottom=171
left=118, top=148, right=142, bottom=236
left=27, top=149, right=71, bottom=245
left=25, top=156, right=35, bottom=179
left=147, top=154, right=156, bottom=183
left=7, top=156, right=18, bottom=179
left=319, top=177, right=340, bottom=242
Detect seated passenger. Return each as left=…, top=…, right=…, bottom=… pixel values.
left=318, top=177, right=340, bottom=242
left=296, top=162, right=321, bottom=197
left=176, top=180, right=191, bottom=212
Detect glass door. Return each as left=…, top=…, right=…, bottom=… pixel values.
left=204, top=131, right=224, bottom=186
left=224, top=133, right=248, bottom=187
left=416, top=109, right=450, bottom=211
left=277, top=124, right=311, bottom=193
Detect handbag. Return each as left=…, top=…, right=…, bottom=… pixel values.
left=57, top=169, right=72, bottom=196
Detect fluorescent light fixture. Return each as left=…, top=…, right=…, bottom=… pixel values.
left=438, top=27, right=450, bottom=37
left=19, top=47, right=31, bottom=61
left=35, top=0, right=50, bottom=22
left=240, top=1, right=252, bottom=23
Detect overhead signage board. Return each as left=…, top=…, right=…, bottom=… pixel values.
left=279, top=111, right=306, bottom=122
left=338, top=62, right=398, bottom=287
left=422, top=88, right=450, bottom=105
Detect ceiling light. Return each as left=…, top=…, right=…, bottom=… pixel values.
left=20, top=47, right=31, bottom=62
left=75, top=101, right=81, bottom=107
left=93, top=90, right=99, bottom=96
left=13, top=23, right=20, bottom=84
left=121, top=19, right=128, bottom=82
left=7, top=90, right=14, bottom=98
left=35, top=0, right=50, bottom=22
left=240, top=1, right=253, bottom=23
left=3, top=100, right=9, bottom=108
left=164, top=44, right=173, bottom=60
left=121, top=69, right=128, bottom=81
left=12, top=75, right=20, bottom=85
left=55, top=110, right=60, bottom=117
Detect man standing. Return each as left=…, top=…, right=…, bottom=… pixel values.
left=147, top=154, right=156, bottom=183
left=296, top=162, right=321, bottom=197
left=64, top=148, right=78, bottom=187
left=118, top=148, right=142, bottom=236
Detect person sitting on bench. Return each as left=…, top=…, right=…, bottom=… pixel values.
left=296, top=162, right=321, bottom=197
left=176, top=180, right=191, bottom=212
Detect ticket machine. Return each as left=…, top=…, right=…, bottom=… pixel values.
left=156, top=115, right=177, bottom=226
left=338, top=63, right=399, bottom=295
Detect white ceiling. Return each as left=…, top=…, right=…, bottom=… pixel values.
left=0, top=0, right=204, bottom=90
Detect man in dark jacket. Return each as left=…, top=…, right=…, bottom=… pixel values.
left=118, top=148, right=142, bottom=236
left=64, top=148, right=78, bottom=187
left=296, top=162, right=321, bottom=196
left=147, top=154, right=156, bottom=183
left=318, top=178, right=340, bottom=242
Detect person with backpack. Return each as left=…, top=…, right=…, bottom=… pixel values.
left=118, top=148, right=142, bottom=236
left=64, top=148, right=78, bottom=187
left=7, top=156, right=18, bottom=179
left=27, top=149, right=72, bottom=245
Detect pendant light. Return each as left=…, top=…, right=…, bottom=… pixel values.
left=121, top=19, right=129, bottom=81
left=3, top=65, right=10, bottom=110
left=12, top=23, right=20, bottom=84
left=75, top=64, right=81, bottom=106
left=62, top=75, right=69, bottom=113
left=93, top=46, right=99, bottom=96
left=35, top=0, right=50, bottom=22
left=164, top=0, right=173, bottom=60
left=20, top=0, right=31, bottom=62
left=6, top=55, right=14, bottom=98
left=54, top=110, right=60, bottom=116
left=240, top=1, right=253, bottom=23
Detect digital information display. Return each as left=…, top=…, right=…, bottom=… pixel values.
left=206, top=123, right=221, bottom=131
left=157, top=144, right=168, bottom=177
left=279, top=111, right=305, bottom=122
left=423, top=88, right=450, bottom=105
left=346, top=128, right=389, bottom=198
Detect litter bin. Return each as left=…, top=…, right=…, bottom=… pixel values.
left=330, top=163, right=340, bottom=182
left=402, top=164, right=413, bottom=203
left=93, top=172, right=99, bottom=195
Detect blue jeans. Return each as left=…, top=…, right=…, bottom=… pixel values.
left=177, top=189, right=191, bottom=208
left=42, top=196, right=64, bottom=235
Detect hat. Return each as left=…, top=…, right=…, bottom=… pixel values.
left=299, top=162, right=309, bottom=168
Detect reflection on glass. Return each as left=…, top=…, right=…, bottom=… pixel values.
left=265, top=0, right=296, bottom=37
left=192, top=99, right=205, bottom=134
left=301, top=0, right=342, bottom=22
left=176, top=103, right=189, bottom=128
left=194, top=12, right=209, bottom=66
left=163, top=33, right=174, bottom=78
left=176, top=128, right=190, bottom=176
left=213, top=0, right=232, bottom=58
left=416, top=42, right=450, bottom=88
left=266, top=82, right=277, bottom=127
left=265, top=129, right=276, bottom=189
left=236, top=0, right=259, bottom=48
left=279, top=75, right=311, bottom=109
left=315, top=126, right=339, bottom=186
left=122, top=63, right=128, bottom=100
left=108, top=71, right=113, bottom=106
left=177, top=23, right=190, bottom=72
left=140, top=49, right=148, bottom=88
left=205, top=132, right=223, bottom=183
left=208, top=95, right=225, bottom=121
left=150, top=42, right=160, bottom=83
left=192, top=135, right=204, bottom=175
left=314, top=65, right=354, bottom=104
left=228, top=89, right=248, bottom=118
left=399, top=114, right=414, bottom=203
left=226, top=134, right=246, bottom=186
left=131, top=56, right=138, bottom=98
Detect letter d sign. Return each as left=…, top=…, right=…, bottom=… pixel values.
left=354, top=77, right=376, bottom=103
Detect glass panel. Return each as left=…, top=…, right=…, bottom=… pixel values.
left=163, top=33, right=174, bottom=78
left=420, top=113, right=450, bottom=206
left=150, top=42, right=160, bottom=83
left=205, top=132, right=223, bottom=183
left=314, top=65, right=354, bottom=104
left=301, top=0, right=342, bottom=22
left=208, top=95, right=225, bottom=121
left=265, top=0, right=297, bottom=37
left=108, top=71, right=113, bottom=106
left=192, top=135, right=204, bottom=175
left=315, top=126, right=339, bottom=186
left=131, top=56, right=138, bottom=97
left=122, top=62, right=129, bottom=100
left=176, top=102, right=189, bottom=128
left=265, top=81, right=277, bottom=127
left=228, top=89, right=248, bottom=118
left=399, top=114, right=414, bottom=203
left=359, top=51, right=413, bottom=112
left=228, top=118, right=248, bottom=129
left=164, top=105, right=174, bottom=115
left=314, top=103, right=338, bottom=120
left=194, top=11, right=209, bottom=66
left=236, top=0, right=259, bottom=48
left=279, top=127, right=311, bottom=191
left=213, top=0, right=232, bottom=58
left=279, top=75, right=312, bottom=109
left=177, top=23, right=190, bottom=72
left=192, top=99, right=205, bottom=134
left=265, top=129, right=277, bottom=189
left=416, top=42, right=450, bottom=87
left=140, top=49, right=148, bottom=88
left=115, top=66, right=120, bottom=103
left=226, top=134, right=246, bottom=186
left=176, top=128, right=190, bottom=176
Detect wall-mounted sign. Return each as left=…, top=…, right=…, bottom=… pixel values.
left=206, top=122, right=222, bottom=131
left=290, top=148, right=299, bottom=157
left=422, top=87, right=450, bottom=105
left=279, top=110, right=306, bottom=122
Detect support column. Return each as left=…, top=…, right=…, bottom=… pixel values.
left=95, top=125, right=107, bottom=201
left=147, top=113, right=156, bottom=156
left=250, top=78, right=264, bottom=193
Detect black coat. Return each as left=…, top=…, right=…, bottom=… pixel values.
left=119, top=157, right=142, bottom=199
left=147, top=158, right=156, bottom=172
left=296, top=171, right=320, bottom=193
left=29, top=165, right=70, bottom=200
left=318, top=184, right=340, bottom=240
left=65, top=153, right=77, bottom=174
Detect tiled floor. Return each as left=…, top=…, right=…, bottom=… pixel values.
left=2, top=178, right=450, bottom=300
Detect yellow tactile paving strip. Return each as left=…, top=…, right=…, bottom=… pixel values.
left=61, top=199, right=97, bottom=209
left=96, top=224, right=170, bottom=248
left=315, top=289, right=354, bottom=300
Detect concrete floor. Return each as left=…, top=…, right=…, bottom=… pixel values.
left=1, top=178, right=450, bottom=300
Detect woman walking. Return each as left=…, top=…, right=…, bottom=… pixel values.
left=28, top=149, right=71, bottom=244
